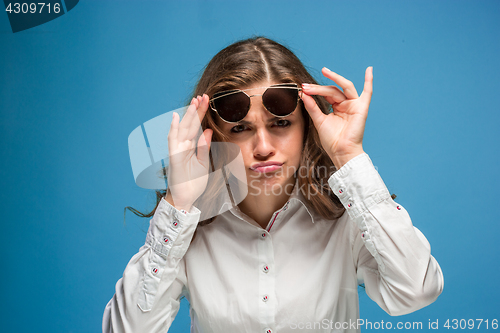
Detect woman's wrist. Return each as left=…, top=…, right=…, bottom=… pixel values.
left=165, top=191, right=193, bottom=212
left=331, top=149, right=365, bottom=170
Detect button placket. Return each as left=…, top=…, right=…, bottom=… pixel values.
left=257, top=228, right=275, bottom=328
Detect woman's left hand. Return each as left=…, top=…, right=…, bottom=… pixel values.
left=301, top=66, right=373, bottom=169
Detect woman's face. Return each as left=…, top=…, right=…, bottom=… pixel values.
left=216, top=81, right=305, bottom=197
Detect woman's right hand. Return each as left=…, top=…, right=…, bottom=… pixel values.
left=165, top=94, right=213, bottom=211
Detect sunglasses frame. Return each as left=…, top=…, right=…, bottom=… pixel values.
left=209, top=83, right=303, bottom=123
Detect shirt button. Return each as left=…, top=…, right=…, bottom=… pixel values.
left=265, top=329, right=273, bottom=333
left=262, top=295, right=269, bottom=302
left=151, top=267, right=159, bottom=275
left=338, top=188, right=344, bottom=194
left=163, top=235, right=170, bottom=244
left=262, top=265, right=269, bottom=273
left=396, top=205, right=401, bottom=210
left=260, top=232, right=267, bottom=239
left=171, top=220, right=179, bottom=228
left=347, top=202, right=353, bottom=208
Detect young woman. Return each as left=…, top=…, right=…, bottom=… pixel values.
left=103, top=37, right=443, bottom=333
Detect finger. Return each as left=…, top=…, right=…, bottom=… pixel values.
left=360, top=66, right=373, bottom=104
left=197, top=128, right=213, bottom=167
left=324, top=87, right=345, bottom=105
left=301, top=92, right=326, bottom=129
left=302, top=84, right=347, bottom=104
left=196, top=94, right=210, bottom=123
left=186, top=95, right=208, bottom=140
left=187, top=94, right=210, bottom=141
left=178, top=98, right=199, bottom=142
left=322, top=67, right=359, bottom=99
left=193, top=96, right=200, bottom=109
left=168, top=112, right=179, bottom=151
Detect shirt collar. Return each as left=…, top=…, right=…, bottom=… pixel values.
left=218, top=177, right=318, bottom=224
left=286, top=177, right=318, bottom=224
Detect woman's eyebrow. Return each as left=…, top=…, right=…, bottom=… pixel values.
left=236, top=120, right=252, bottom=126
left=235, top=116, right=294, bottom=126
left=271, top=115, right=295, bottom=122
left=268, top=116, right=291, bottom=122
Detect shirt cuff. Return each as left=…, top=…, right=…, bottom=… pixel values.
left=328, top=153, right=392, bottom=220
left=145, top=197, right=201, bottom=259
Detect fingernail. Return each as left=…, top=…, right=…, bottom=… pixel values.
left=302, top=83, right=310, bottom=89
left=324, top=67, right=332, bottom=72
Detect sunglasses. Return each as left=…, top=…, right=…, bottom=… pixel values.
left=209, top=83, right=303, bottom=123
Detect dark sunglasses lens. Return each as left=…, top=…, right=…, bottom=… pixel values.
left=213, top=91, right=249, bottom=122
left=262, top=86, right=299, bottom=117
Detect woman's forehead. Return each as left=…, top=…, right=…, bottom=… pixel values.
left=240, top=80, right=277, bottom=90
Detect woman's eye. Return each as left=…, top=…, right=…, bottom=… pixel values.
left=274, top=119, right=291, bottom=127
left=230, top=124, right=247, bottom=133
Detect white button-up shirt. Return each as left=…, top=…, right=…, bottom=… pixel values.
left=103, top=153, right=444, bottom=333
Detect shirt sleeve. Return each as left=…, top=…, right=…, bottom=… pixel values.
left=328, top=153, right=444, bottom=316
left=102, top=198, right=201, bottom=332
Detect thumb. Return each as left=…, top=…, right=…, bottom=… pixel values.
left=301, top=92, right=326, bottom=129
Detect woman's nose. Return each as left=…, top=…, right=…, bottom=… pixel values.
left=253, top=128, right=275, bottom=158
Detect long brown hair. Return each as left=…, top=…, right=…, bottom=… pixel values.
left=127, top=37, right=349, bottom=225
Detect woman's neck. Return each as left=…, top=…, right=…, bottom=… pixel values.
left=237, top=180, right=294, bottom=229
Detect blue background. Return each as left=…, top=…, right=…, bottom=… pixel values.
left=1, top=0, right=499, bottom=332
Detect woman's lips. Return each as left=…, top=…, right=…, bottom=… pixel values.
left=250, top=162, right=284, bottom=173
